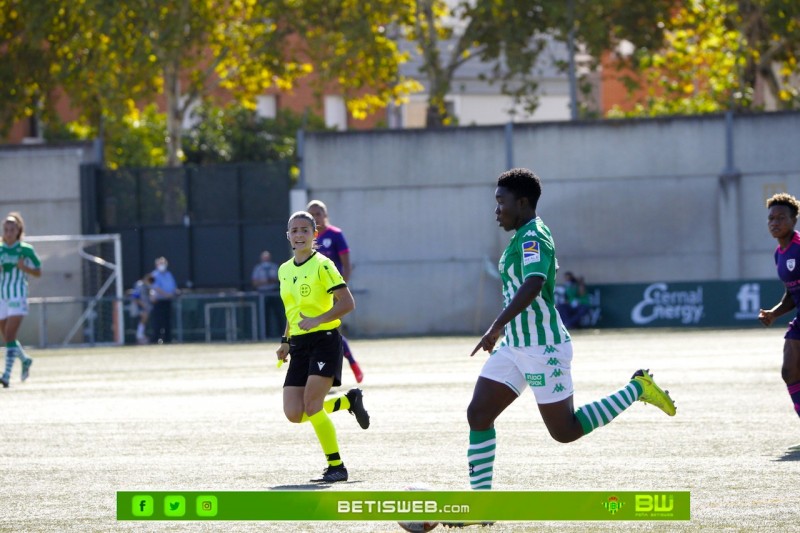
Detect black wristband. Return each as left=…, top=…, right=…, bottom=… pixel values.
left=281, top=336, right=289, bottom=344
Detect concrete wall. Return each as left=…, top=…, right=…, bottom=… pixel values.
left=0, top=143, right=95, bottom=236
left=303, top=112, right=800, bottom=336
left=3, top=114, right=798, bottom=340
left=0, top=143, right=99, bottom=344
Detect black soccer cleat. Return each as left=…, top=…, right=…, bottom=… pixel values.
left=346, top=388, right=370, bottom=429
left=310, top=464, right=348, bottom=483
left=0, top=375, right=9, bottom=388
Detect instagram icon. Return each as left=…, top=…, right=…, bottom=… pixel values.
left=196, top=495, right=218, bottom=517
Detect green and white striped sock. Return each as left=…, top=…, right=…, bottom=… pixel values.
left=14, top=341, right=30, bottom=362
left=575, top=381, right=643, bottom=435
left=468, top=428, right=496, bottom=490
left=3, top=343, right=18, bottom=380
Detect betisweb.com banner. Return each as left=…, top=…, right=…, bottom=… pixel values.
left=118, top=490, right=690, bottom=521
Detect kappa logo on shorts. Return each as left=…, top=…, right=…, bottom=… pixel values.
left=546, top=357, right=560, bottom=366
left=525, top=373, right=545, bottom=387
left=550, top=368, right=563, bottom=378
left=552, top=383, right=565, bottom=393
left=317, top=362, right=326, bottom=370
left=543, top=345, right=558, bottom=354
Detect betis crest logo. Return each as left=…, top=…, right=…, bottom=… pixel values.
left=603, top=496, right=624, bottom=515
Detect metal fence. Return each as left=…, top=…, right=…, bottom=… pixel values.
left=27, top=292, right=283, bottom=348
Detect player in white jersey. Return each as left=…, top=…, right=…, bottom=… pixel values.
left=464, top=168, right=676, bottom=491
left=0, top=212, right=41, bottom=388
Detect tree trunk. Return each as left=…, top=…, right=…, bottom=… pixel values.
left=425, top=102, right=446, bottom=128
left=425, top=76, right=451, bottom=128
left=164, top=63, right=182, bottom=167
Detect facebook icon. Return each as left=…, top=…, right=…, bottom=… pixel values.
left=131, top=495, right=154, bottom=517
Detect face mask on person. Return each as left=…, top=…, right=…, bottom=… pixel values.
left=157, top=264, right=167, bottom=272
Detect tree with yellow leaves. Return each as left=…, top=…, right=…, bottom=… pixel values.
left=0, top=0, right=421, bottom=166
left=610, top=0, right=799, bottom=116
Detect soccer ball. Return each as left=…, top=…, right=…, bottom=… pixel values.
left=397, top=483, right=439, bottom=532
left=397, top=522, right=439, bottom=532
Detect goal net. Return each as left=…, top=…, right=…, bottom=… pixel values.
left=22, top=234, right=124, bottom=347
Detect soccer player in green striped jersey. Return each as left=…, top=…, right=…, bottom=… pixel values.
left=276, top=211, right=370, bottom=483
left=465, top=168, right=676, bottom=491
left=0, top=212, right=41, bottom=388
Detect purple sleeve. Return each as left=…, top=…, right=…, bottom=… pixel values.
left=333, top=230, right=349, bottom=255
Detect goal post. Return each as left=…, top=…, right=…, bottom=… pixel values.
left=24, top=234, right=124, bottom=347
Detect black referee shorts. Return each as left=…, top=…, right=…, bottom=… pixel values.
left=283, top=328, right=344, bottom=388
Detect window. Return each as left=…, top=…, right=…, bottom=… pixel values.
left=256, top=95, right=278, bottom=119
left=324, top=95, right=348, bottom=131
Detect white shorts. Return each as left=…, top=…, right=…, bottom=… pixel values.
left=479, top=342, right=574, bottom=404
left=0, top=298, right=29, bottom=319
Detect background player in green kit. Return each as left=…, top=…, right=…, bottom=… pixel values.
left=466, top=168, right=676, bottom=490
left=0, top=212, right=41, bottom=388
left=276, top=211, right=370, bottom=483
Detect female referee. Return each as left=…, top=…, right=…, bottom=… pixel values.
left=0, top=212, right=41, bottom=388
left=276, top=211, right=370, bottom=483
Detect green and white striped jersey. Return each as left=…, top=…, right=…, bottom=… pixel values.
left=0, top=241, right=41, bottom=300
left=497, top=217, right=569, bottom=347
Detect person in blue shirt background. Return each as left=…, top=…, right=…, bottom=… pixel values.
left=149, top=256, right=177, bottom=344
left=251, top=250, right=284, bottom=339
left=130, top=273, right=154, bottom=344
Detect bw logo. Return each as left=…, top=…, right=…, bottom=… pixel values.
left=635, top=494, right=674, bottom=512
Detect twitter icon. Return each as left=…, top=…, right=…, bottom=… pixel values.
left=164, top=495, right=186, bottom=517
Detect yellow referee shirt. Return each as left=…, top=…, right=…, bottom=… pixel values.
left=279, top=252, right=347, bottom=336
